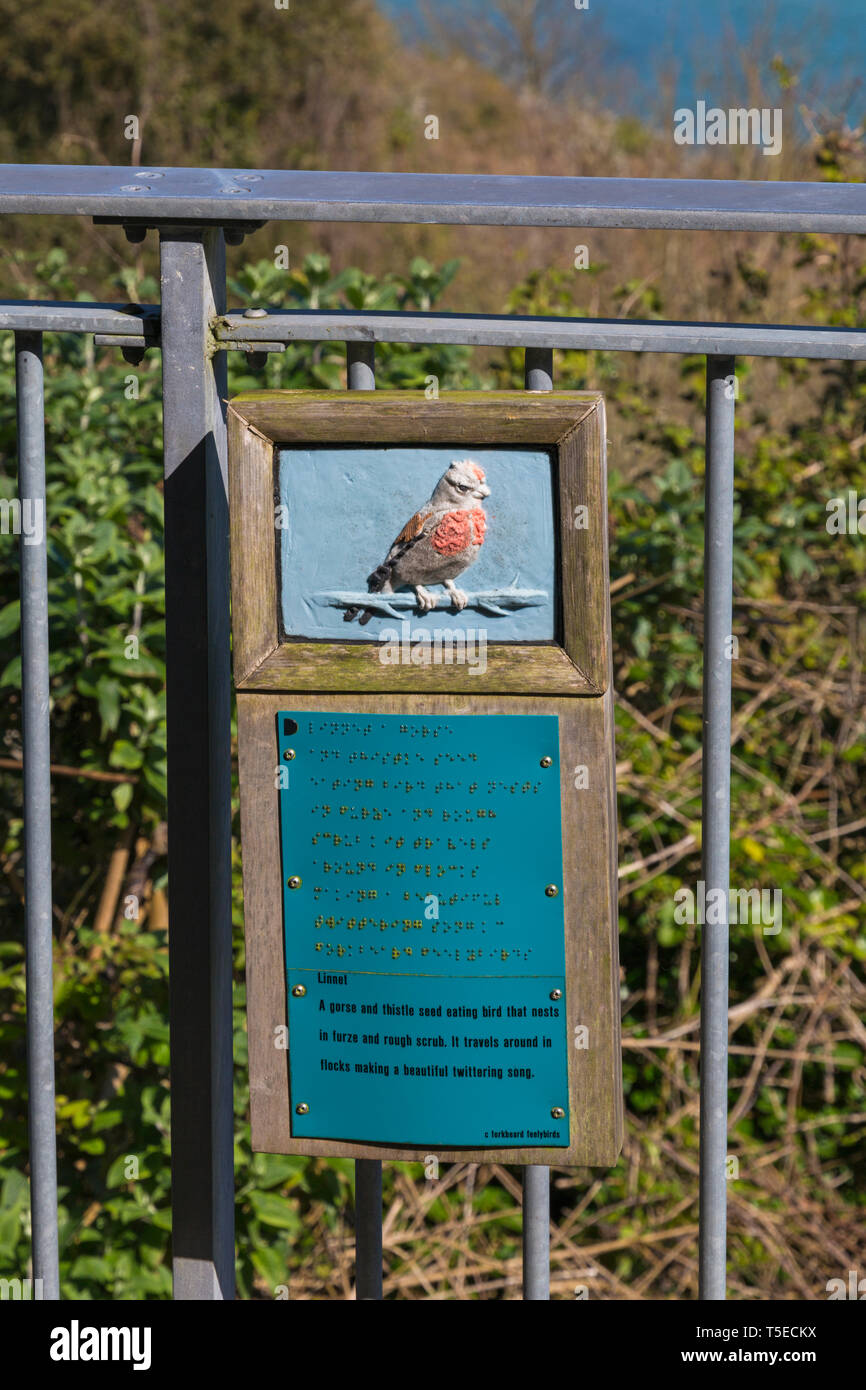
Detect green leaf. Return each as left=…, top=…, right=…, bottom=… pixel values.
left=112, top=781, right=133, bottom=813
left=108, top=739, right=144, bottom=770
left=0, top=655, right=21, bottom=687
left=0, top=1206, right=23, bottom=1259
left=0, top=1168, right=28, bottom=1210
left=0, top=600, right=21, bottom=639
left=251, top=1243, right=291, bottom=1292
left=95, top=676, right=121, bottom=732
left=247, top=1190, right=302, bottom=1232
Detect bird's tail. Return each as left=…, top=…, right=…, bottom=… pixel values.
left=366, top=561, right=391, bottom=593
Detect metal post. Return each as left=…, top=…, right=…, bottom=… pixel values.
left=347, top=341, right=375, bottom=392
left=16, top=331, right=60, bottom=1301
left=523, top=345, right=552, bottom=1300
left=525, top=347, right=553, bottom=394
left=698, top=356, right=736, bottom=1301
left=347, top=340, right=384, bottom=1301
left=160, top=230, right=234, bottom=1300
left=354, top=1158, right=383, bottom=1300
left=523, top=1164, right=551, bottom=1300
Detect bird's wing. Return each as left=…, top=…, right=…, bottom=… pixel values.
left=384, top=508, right=434, bottom=562
left=366, top=508, right=435, bottom=592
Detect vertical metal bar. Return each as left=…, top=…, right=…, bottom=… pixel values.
left=525, top=347, right=553, bottom=394
left=698, top=356, right=736, bottom=1301
left=160, top=230, right=235, bottom=1300
left=354, top=1158, right=383, bottom=1300
left=523, top=1165, right=550, bottom=1300
left=16, top=331, right=60, bottom=1301
left=347, top=341, right=375, bottom=392
left=347, top=340, right=384, bottom=1301
left=523, top=344, right=552, bottom=1300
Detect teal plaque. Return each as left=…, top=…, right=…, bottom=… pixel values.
left=278, top=712, right=569, bottom=1147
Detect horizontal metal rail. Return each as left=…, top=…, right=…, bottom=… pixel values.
left=214, top=310, right=866, bottom=360
left=0, top=301, right=158, bottom=339
left=2, top=165, right=866, bottom=231
left=5, top=301, right=866, bottom=362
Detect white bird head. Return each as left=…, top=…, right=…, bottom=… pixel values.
left=434, top=458, right=491, bottom=505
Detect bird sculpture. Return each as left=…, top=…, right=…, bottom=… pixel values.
left=344, top=458, right=490, bottom=625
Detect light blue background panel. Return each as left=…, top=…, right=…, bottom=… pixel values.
left=277, top=446, right=556, bottom=641
left=278, top=712, right=569, bottom=1148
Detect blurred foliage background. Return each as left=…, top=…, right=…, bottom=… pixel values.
left=0, top=0, right=864, bottom=1299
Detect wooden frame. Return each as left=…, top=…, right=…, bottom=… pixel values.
left=228, top=391, right=609, bottom=695
left=229, top=388, right=622, bottom=1166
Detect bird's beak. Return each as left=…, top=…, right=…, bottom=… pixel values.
left=476, top=483, right=491, bottom=498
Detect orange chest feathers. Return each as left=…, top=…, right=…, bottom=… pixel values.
left=430, top=509, right=487, bottom=556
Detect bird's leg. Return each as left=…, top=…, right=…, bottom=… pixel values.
left=445, top=579, right=468, bottom=611
left=414, top=584, right=438, bottom=613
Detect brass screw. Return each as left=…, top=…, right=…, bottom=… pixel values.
left=545, top=884, right=559, bottom=898
left=292, top=984, right=306, bottom=998
left=551, top=1107, right=565, bottom=1120
left=283, top=748, right=296, bottom=761
left=549, top=989, right=562, bottom=1001
left=288, top=875, right=302, bottom=890
left=540, top=755, right=553, bottom=768
left=295, top=1102, right=309, bottom=1116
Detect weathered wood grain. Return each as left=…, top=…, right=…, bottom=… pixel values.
left=559, top=397, right=609, bottom=691
left=228, top=409, right=278, bottom=685
left=229, top=390, right=598, bottom=446
left=238, top=641, right=593, bottom=694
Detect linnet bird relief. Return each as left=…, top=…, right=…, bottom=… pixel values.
left=344, top=458, right=491, bottom=625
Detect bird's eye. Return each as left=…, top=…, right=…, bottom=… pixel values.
left=456, top=483, right=471, bottom=492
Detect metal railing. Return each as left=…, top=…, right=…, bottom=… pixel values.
left=4, top=164, right=866, bottom=1303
